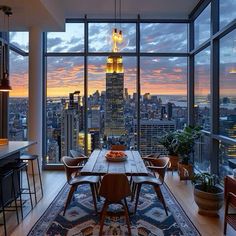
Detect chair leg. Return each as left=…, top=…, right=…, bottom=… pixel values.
left=90, top=184, right=98, bottom=214
left=2, top=205, right=7, bottom=236
left=131, top=182, right=137, bottom=202
left=223, top=221, right=227, bottom=235
left=17, top=171, right=24, bottom=220
left=134, top=184, right=142, bottom=214
left=11, top=174, right=19, bottom=224
left=25, top=167, right=33, bottom=209
left=0, top=182, right=7, bottom=236
left=63, top=185, right=76, bottom=216
left=124, top=197, right=130, bottom=216
left=95, top=182, right=100, bottom=201
left=153, top=185, right=168, bottom=216
left=122, top=201, right=131, bottom=236
left=99, top=200, right=109, bottom=236
left=31, top=161, right=37, bottom=204
left=36, top=157, right=44, bottom=198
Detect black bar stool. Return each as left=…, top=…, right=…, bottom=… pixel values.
left=0, top=169, right=19, bottom=236
left=5, top=162, right=33, bottom=219
left=19, top=154, right=43, bottom=204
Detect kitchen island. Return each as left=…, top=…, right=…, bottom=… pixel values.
left=0, top=141, right=36, bottom=166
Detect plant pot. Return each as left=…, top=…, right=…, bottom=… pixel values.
left=178, top=162, right=193, bottom=180
left=168, top=155, right=179, bottom=171
left=194, top=184, right=224, bottom=216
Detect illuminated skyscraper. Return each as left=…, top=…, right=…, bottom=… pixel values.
left=61, top=92, right=80, bottom=157
left=104, top=28, right=125, bottom=137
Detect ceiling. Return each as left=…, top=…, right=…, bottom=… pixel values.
left=0, top=0, right=200, bottom=31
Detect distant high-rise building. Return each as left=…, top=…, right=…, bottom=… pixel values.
left=124, top=88, right=129, bottom=100
left=61, top=109, right=80, bottom=157
left=91, top=105, right=101, bottom=130
left=61, top=92, right=80, bottom=157
left=135, top=119, right=176, bottom=156
left=104, top=28, right=125, bottom=138
left=167, top=102, right=173, bottom=120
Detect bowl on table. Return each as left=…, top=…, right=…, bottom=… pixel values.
left=105, top=151, right=127, bottom=162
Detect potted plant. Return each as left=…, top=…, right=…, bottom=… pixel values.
left=175, top=126, right=201, bottom=180
left=159, top=131, right=179, bottom=171
left=192, top=172, right=224, bottom=216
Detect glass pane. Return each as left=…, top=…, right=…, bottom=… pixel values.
left=47, top=23, right=84, bottom=52
left=88, top=23, right=136, bottom=52
left=88, top=56, right=137, bottom=153
left=10, top=32, right=29, bottom=52
left=220, top=30, right=236, bottom=138
left=9, top=51, right=29, bottom=141
left=194, top=134, right=211, bottom=172
left=140, top=23, right=188, bottom=52
left=219, top=142, right=236, bottom=180
left=46, top=57, right=84, bottom=164
left=140, top=57, right=188, bottom=156
left=194, top=4, right=211, bottom=48
left=220, top=0, right=236, bottom=29
left=194, top=47, right=211, bottom=131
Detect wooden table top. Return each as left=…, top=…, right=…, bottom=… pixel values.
left=0, top=141, right=36, bottom=160
left=81, top=149, right=149, bottom=176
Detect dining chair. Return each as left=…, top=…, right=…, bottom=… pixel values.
left=61, top=156, right=100, bottom=216
left=99, top=173, right=132, bottom=236
left=110, top=145, right=126, bottom=151
left=142, top=153, right=161, bottom=166
left=70, top=149, right=87, bottom=158
left=132, top=157, right=169, bottom=215
left=224, top=192, right=236, bottom=235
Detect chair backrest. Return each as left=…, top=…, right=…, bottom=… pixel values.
left=227, top=192, right=236, bottom=208
left=70, top=149, right=86, bottom=158
left=110, top=145, right=126, bottom=151
left=99, top=173, right=131, bottom=202
left=62, top=156, right=81, bottom=183
left=151, top=157, right=169, bottom=183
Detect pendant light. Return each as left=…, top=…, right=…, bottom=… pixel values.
left=0, top=6, right=12, bottom=92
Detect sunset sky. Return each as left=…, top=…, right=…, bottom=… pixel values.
left=8, top=14, right=236, bottom=98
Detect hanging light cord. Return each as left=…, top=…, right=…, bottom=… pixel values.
left=114, top=0, right=117, bottom=27
left=119, top=0, right=122, bottom=30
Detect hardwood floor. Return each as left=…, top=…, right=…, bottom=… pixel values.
left=1, top=170, right=235, bottom=236
left=165, top=171, right=235, bottom=236
left=0, top=171, right=66, bottom=236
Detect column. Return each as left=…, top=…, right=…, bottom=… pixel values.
left=28, top=27, right=43, bottom=160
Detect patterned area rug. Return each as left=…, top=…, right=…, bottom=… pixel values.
left=28, top=183, right=200, bottom=236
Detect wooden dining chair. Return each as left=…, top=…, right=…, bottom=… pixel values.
left=110, top=145, right=126, bottom=151
left=224, top=192, right=236, bottom=234
left=99, top=173, right=132, bottom=236
left=132, top=157, right=169, bottom=215
left=61, top=156, right=100, bottom=216
left=142, top=153, right=161, bottom=166
left=70, top=149, right=87, bottom=158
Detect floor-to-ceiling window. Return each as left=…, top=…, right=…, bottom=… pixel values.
left=192, top=0, right=236, bottom=179
left=8, top=32, right=29, bottom=141
left=139, top=23, right=188, bottom=156
left=43, top=19, right=188, bottom=167
left=45, top=23, right=85, bottom=164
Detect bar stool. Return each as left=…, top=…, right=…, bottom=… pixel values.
left=0, top=169, right=19, bottom=236
left=5, top=162, right=33, bottom=219
left=19, top=154, right=43, bottom=204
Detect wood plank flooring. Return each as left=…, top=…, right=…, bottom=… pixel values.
left=1, top=170, right=235, bottom=236
left=1, top=171, right=66, bottom=236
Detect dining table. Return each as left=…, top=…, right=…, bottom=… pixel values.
left=81, top=149, right=149, bottom=176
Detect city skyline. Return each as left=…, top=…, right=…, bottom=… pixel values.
left=8, top=19, right=236, bottom=98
